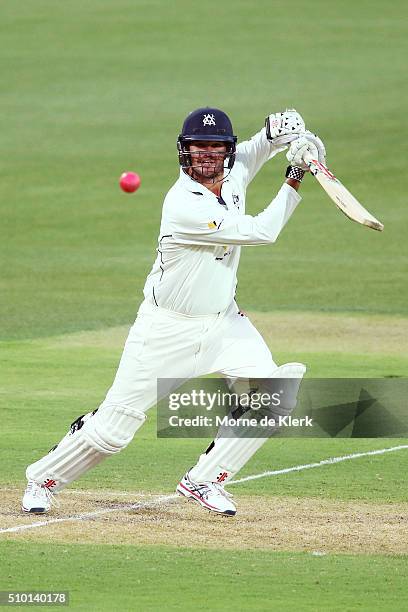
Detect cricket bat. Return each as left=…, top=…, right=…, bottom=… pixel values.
left=304, top=154, right=384, bottom=232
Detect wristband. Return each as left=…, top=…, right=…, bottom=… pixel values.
left=285, top=165, right=305, bottom=182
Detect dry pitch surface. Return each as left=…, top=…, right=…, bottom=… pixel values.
left=1, top=488, right=407, bottom=555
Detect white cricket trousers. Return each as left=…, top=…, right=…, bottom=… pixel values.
left=103, top=298, right=277, bottom=413
left=26, top=299, right=280, bottom=491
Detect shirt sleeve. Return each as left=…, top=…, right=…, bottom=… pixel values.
left=171, top=183, right=301, bottom=246
left=235, top=128, right=288, bottom=187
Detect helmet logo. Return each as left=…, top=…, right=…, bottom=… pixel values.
left=202, top=113, right=216, bottom=126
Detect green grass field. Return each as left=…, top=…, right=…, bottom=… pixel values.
left=1, top=1, right=407, bottom=610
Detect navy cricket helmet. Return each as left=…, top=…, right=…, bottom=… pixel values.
left=177, top=107, right=237, bottom=170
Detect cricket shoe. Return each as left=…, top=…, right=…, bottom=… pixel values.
left=176, top=472, right=236, bottom=516
left=21, top=480, right=57, bottom=514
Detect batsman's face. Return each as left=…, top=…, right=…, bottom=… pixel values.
left=188, top=141, right=228, bottom=181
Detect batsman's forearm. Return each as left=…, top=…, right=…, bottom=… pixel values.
left=212, top=182, right=300, bottom=244
left=235, top=128, right=288, bottom=186
left=249, top=182, right=302, bottom=243
left=285, top=177, right=301, bottom=191
left=172, top=184, right=301, bottom=247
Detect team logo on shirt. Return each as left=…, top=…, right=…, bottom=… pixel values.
left=232, top=194, right=240, bottom=208
left=203, top=113, right=216, bottom=126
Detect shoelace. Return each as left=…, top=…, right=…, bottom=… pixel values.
left=188, top=479, right=233, bottom=501
left=43, top=486, right=59, bottom=508
left=27, top=481, right=59, bottom=508
left=213, top=482, right=234, bottom=500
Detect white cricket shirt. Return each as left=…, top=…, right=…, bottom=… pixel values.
left=143, top=128, right=301, bottom=315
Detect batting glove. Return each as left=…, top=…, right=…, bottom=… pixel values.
left=265, top=109, right=306, bottom=147
left=286, top=133, right=325, bottom=171
left=302, top=131, right=326, bottom=165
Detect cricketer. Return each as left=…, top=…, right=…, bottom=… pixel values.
left=22, top=108, right=325, bottom=516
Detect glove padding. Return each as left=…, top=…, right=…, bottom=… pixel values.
left=286, top=132, right=326, bottom=170
left=265, top=109, right=305, bottom=147
left=302, top=131, right=326, bottom=164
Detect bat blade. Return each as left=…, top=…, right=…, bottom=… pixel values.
left=305, top=156, right=384, bottom=232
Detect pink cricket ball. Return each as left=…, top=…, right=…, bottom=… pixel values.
left=119, top=171, right=141, bottom=193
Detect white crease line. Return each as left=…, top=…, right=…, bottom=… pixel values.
left=230, top=444, right=408, bottom=484
left=69, top=490, right=148, bottom=497
left=1, top=444, right=407, bottom=535
left=0, top=495, right=178, bottom=534
left=2, top=488, right=150, bottom=498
